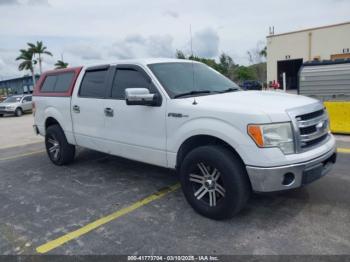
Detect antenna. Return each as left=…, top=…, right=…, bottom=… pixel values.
left=190, top=24, right=194, bottom=57
left=189, top=24, right=196, bottom=101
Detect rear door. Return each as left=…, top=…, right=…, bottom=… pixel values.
left=103, top=65, right=167, bottom=167
left=71, top=65, right=112, bottom=153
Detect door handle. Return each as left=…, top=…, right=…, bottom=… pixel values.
left=73, top=105, right=80, bottom=113
left=104, top=107, right=114, bottom=117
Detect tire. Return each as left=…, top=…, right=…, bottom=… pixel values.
left=0, top=114, right=3, bottom=117
left=179, top=145, right=251, bottom=220
left=45, top=124, right=75, bottom=165
left=15, top=108, right=22, bottom=117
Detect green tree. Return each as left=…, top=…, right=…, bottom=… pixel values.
left=175, top=50, right=186, bottom=59
left=54, top=60, right=68, bottom=69
left=234, top=66, right=257, bottom=81
left=28, top=41, right=53, bottom=74
left=174, top=50, right=237, bottom=80
left=218, top=53, right=234, bottom=75
left=259, top=46, right=267, bottom=58
left=16, top=49, right=37, bottom=85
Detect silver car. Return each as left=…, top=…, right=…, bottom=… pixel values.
left=0, top=95, right=33, bottom=117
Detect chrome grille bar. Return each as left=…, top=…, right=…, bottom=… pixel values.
left=287, top=102, right=329, bottom=152
left=297, top=114, right=328, bottom=128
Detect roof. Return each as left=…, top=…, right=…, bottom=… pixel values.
left=267, top=21, right=350, bottom=38
left=303, top=58, right=350, bottom=67
left=0, top=74, right=40, bottom=83
left=82, top=58, right=199, bottom=69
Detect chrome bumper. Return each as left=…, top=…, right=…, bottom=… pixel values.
left=246, top=148, right=337, bottom=192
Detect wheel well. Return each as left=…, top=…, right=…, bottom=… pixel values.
left=176, top=135, right=245, bottom=170
left=45, top=117, right=60, bottom=130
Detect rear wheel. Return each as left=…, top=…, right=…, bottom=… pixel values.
left=15, top=108, right=22, bottom=117
left=45, top=124, right=75, bottom=165
left=0, top=114, right=3, bottom=117
left=179, top=145, right=251, bottom=220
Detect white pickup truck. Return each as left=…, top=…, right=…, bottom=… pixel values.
left=33, top=58, right=336, bottom=219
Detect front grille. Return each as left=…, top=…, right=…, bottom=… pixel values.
left=295, top=108, right=329, bottom=150
left=297, top=109, right=324, bottom=121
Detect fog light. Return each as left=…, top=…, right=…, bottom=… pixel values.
left=282, top=172, right=295, bottom=186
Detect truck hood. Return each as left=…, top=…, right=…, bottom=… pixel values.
left=193, top=91, right=320, bottom=122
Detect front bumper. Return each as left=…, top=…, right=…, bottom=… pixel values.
left=0, top=109, right=15, bottom=114
left=246, top=148, right=337, bottom=192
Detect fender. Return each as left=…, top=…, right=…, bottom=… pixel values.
left=167, top=117, right=254, bottom=168
left=43, top=106, right=76, bottom=145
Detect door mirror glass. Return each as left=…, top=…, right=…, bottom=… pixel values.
left=125, top=88, right=159, bottom=106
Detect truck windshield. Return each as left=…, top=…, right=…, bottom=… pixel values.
left=3, top=96, right=21, bottom=103
left=148, top=62, right=240, bottom=98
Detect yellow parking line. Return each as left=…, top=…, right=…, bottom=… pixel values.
left=0, top=150, right=45, bottom=161
left=0, top=141, right=43, bottom=150
left=36, top=183, right=181, bottom=254
left=337, top=148, right=350, bottom=154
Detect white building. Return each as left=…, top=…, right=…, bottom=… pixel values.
left=266, top=21, right=350, bottom=90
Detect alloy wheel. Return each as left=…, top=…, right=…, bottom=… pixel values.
left=47, top=136, right=60, bottom=161
left=189, top=162, right=226, bottom=207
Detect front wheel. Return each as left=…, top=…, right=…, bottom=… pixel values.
left=45, top=124, right=75, bottom=165
left=15, top=108, right=22, bottom=117
left=179, top=145, right=251, bottom=220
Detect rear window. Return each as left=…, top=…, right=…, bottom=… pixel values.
left=41, top=72, right=75, bottom=93
left=79, top=69, right=108, bottom=98
left=41, top=75, right=57, bottom=92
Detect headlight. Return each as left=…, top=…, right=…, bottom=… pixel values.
left=6, top=105, right=15, bottom=109
left=247, top=122, right=295, bottom=154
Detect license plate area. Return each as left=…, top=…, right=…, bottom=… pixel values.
left=302, top=153, right=337, bottom=185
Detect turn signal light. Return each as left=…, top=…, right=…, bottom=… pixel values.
left=247, top=125, right=264, bottom=147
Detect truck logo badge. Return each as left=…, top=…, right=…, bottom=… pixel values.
left=168, top=113, right=189, bottom=118
left=316, top=120, right=327, bottom=131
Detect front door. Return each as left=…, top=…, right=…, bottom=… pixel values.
left=103, top=65, right=167, bottom=167
left=21, top=96, right=32, bottom=111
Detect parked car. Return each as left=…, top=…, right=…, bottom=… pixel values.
left=240, top=80, right=262, bottom=90
left=0, top=94, right=32, bottom=117
left=33, top=59, right=336, bottom=219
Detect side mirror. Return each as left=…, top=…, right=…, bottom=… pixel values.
left=125, top=88, right=160, bottom=106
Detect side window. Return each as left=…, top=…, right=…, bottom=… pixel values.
left=111, top=69, right=150, bottom=99
left=55, top=72, right=75, bottom=92
left=41, top=75, right=57, bottom=92
left=79, top=69, right=108, bottom=98
left=23, top=96, right=32, bottom=102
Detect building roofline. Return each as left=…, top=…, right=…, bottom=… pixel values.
left=0, top=74, right=40, bottom=83
left=267, top=21, right=350, bottom=38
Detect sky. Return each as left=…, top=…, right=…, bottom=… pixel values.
left=0, top=0, right=349, bottom=79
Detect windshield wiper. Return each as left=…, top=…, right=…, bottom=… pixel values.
left=174, top=90, right=211, bottom=98
left=217, top=88, right=239, bottom=93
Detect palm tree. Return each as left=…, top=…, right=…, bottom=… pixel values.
left=54, top=60, right=68, bottom=69
left=16, top=49, right=37, bottom=85
left=28, top=41, right=53, bottom=74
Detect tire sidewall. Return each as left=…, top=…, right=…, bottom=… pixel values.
left=180, top=145, right=250, bottom=219
left=45, top=125, right=75, bottom=165
left=45, top=127, right=64, bottom=165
